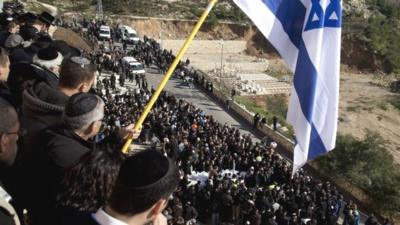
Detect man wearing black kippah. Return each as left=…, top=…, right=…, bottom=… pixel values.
left=71, top=149, right=180, bottom=225
left=24, top=92, right=141, bottom=225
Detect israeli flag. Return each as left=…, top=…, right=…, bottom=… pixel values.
left=233, top=0, right=342, bottom=174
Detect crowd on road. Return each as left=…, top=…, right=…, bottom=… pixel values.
left=0, top=2, right=394, bottom=225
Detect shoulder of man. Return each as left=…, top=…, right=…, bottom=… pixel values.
left=58, top=212, right=101, bottom=225
left=39, top=127, right=92, bottom=168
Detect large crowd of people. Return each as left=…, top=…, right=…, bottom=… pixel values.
left=0, top=2, right=394, bottom=225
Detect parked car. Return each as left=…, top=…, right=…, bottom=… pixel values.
left=121, top=56, right=145, bottom=75
left=98, top=25, right=111, bottom=40
left=118, top=25, right=140, bottom=44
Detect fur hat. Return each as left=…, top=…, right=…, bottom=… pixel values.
left=62, top=93, right=105, bottom=131
left=33, top=47, right=63, bottom=71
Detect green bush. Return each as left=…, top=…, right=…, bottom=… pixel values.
left=190, top=6, right=203, bottom=18
left=358, top=0, right=400, bottom=73
left=206, top=11, right=219, bottom=29
left=235, top=95, right=294, bottom=138
left=265, top=95, right=288, bottom=119
left=316, top=131, right=400, bottom=213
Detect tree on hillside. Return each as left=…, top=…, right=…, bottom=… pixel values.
left=316, top=131, right=400, bottom=213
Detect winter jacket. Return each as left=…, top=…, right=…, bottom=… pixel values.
left=7, top=63, right=58, bottom=107
left=20, top=80, right=68, bottom=157
left=24, top=126, right=121, bottom=225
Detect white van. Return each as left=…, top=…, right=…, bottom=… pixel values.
left=118, top=25, right=140, bottom=44
left=98, top=25, right=111, bottom=40
left=121, top=57, right=145, bottom=75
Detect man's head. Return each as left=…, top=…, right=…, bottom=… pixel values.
left=33, top=47, right=63, bottom=75
left=59, top=57, right=97, bottom=94
left=30, top=11, right=54, bottom=33
left=37, top=11, right=55, bottom=31
left=0, top=48, right=10, bottom=82
left=107, top=149, right=180, bottom=224
left=7, top=22, right=20, bottom=34
left=62, top=93, right=105, bottom=139
left=30, top=18, right=47, bottom=33
left=0, top=100, right=19, bottom=166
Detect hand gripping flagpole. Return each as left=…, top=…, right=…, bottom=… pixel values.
left=122, top=0, right=218, bottom=154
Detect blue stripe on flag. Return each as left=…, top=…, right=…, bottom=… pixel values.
left=294, top=41, right=316, bottom=122
left=308, top=124, right=328, bottom=160
left=261, top=0, right=306, bottom=48
left=296, top=40, right=328, bottom=160
left=261, top=0, right=328, bottom=159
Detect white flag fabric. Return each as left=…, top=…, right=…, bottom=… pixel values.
left=233, top=0, right=342, bottom=174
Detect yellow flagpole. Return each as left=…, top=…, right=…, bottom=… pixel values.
left=122, top=0, right=218, bottom=153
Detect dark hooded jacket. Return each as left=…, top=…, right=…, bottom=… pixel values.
left=7, top=63, right=58, bottom=108
left=0, top=81, right=16, bottom=108
left=18, top=80, right=69, bottom=175
left=17, top=80, right=67, bottom=225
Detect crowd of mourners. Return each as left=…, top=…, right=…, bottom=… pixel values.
left=0, top=2, right=395, bottom=225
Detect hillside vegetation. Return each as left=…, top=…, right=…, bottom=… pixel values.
left=344, top=0, right=400, bottom=73
left=36, top=0, right=400, bottom=74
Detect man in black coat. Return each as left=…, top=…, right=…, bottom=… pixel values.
left=19, top=12, right=55, bottom=42
left=20, top=57, right=97, bottom=153
left=25, top=93, right=140, bottom=225
left=7, top=47, right=63, bottom=108
left=183, top=201, right=198, bottom=222
left=220, top=189, right=234, bottom=222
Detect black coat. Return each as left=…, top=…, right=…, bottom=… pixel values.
left=56, top=210, right=100, bottom=225
left=184, top=206, right=198, bottom=221
left=9, top=47, right=33, bottom=65
left=20, top=80, right=68, bottom=159
left=23, top=127, right=121, bottom=225
left=8, top=63, right=58, bottom=108
left=19, top=25, right=40, bottom=41
left=0, top=82, right=16, bottom=108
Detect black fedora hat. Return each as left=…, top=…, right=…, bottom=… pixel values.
left=38, top=11, right=55, bottom=26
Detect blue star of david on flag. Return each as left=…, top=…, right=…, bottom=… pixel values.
left=305, top=0, right=342, bottom=31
